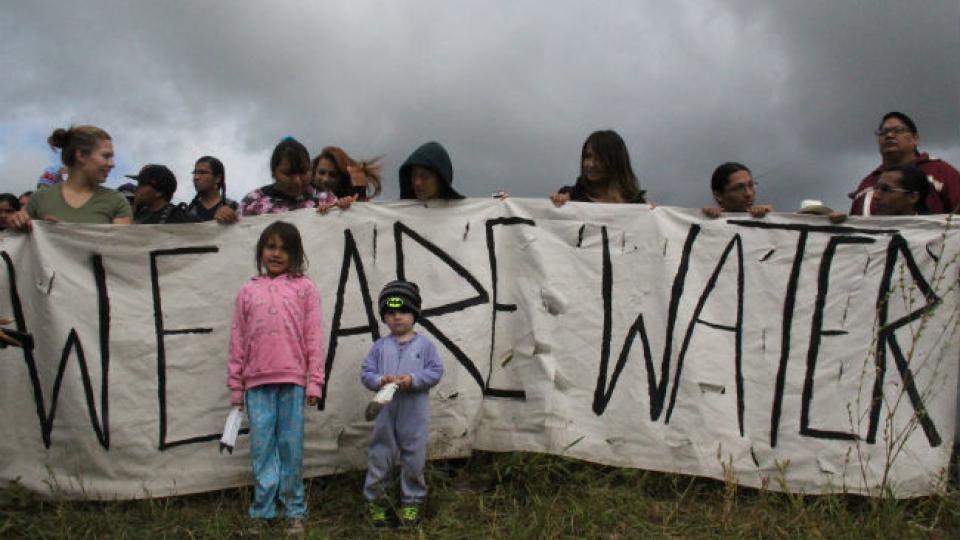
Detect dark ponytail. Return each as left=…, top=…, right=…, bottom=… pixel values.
left=196, top=156, right=226, bottom=198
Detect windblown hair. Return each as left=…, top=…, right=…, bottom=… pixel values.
left=48, top=125, right=112, bottom=167
left=312, top=146, right=383, bottom=198
left=580, top=130, right=643, bottom=202
left=256, top=221, right=308, bottom=276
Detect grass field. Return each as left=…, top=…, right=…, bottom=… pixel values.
left=1, top=452, right=957, bottom=539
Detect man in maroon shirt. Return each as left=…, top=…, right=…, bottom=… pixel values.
left=849, top=111, right=960, bottom=215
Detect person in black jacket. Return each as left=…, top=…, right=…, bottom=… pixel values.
left=128, top=164, right=195, bottom=224
left=183, top=156, right=238, bottom=223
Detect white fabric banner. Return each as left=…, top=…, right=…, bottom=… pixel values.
left=0, top=199, right=956, bottom=499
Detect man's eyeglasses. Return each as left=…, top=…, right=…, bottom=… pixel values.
left=874, top=183, right=914, bottom=194
left=725, top=181, right=757, bottom=194
left=192, top=170, right=212, bottom=175
left=874, top=126, right=911, bottom=137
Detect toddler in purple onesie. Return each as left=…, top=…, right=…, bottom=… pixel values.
left=361, top=280, right=443, bottom=527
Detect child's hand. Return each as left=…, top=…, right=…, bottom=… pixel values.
left=232, top=400, right=244, bottom=412
left=397, top=374, right=413, bottom=391
left=336, top=195, right=356, bottom=210
left=306, top=395, right=319, bottom=406
left=317, top=202, right=336, bottom=215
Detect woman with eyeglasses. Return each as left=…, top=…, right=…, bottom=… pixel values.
left=701, top=162, right=773, bottom=218
left=549, top=130, right=648, bottom=207
left=183, top=156, right=239, bottom=223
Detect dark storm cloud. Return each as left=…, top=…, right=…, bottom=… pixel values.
left=730, top=1, right=960, bottom=210
left=2, top=0, right=957, bottom=211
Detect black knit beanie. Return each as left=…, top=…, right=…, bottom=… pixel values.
left=378, top=280, right=422, bottom=320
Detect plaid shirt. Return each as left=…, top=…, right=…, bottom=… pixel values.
left=239, top=184, right=337, bottom=216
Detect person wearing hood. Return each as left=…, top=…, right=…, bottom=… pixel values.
left=398, top=141, right=464, bottom=201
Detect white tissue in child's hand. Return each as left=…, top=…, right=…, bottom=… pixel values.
left=220, top=406, right=243, bottom=454
left=375, top=382, right=399, bottom=404
left=365, top=382, right=399, bottom=421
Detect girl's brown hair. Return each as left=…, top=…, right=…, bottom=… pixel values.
left=48, top=125, right=112, bottom=167
left=580, top=130, right=643, bottom=202
left=256, top=221, right=308, bottom=276
left=312, top=146, right=383, bottom=198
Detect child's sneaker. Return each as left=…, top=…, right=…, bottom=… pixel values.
left=367, top=501, right=389, bottom=528
left=285, top=517, right=305, bottom=536
left=398, top=504, right=422, bottom=527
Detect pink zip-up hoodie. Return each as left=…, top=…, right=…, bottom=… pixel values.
left=227, top=273, right=325, bottom=404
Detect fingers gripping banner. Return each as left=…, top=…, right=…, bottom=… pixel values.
left=0, top=200, right=957, bottom=499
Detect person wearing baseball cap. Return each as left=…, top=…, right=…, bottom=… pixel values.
left=127, top=164, right=194, bottom=224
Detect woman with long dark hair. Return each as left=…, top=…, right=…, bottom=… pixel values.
left=550, top=130, right=646, bottom=206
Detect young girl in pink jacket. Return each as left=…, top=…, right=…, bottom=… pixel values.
left=227, top=220, right=325, bottom=534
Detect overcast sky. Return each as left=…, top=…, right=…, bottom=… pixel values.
left=2, top=0, right=957, bottom=211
